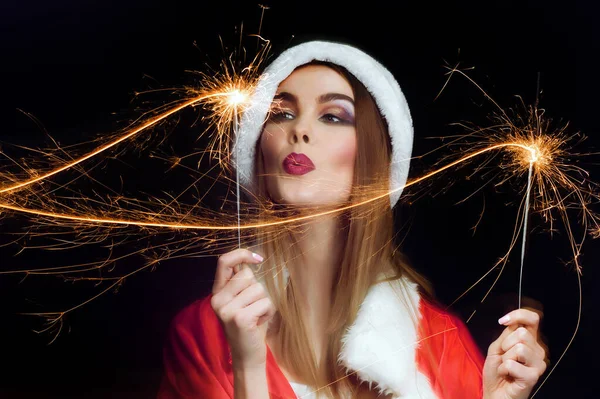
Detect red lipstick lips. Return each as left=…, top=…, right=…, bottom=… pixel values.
left=282, top=152, right=315, bottom=175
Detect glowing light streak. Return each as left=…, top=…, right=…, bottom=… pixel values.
left=0, top=94, right=222, bottom=194
left=0, top=142, right=549, bottom=230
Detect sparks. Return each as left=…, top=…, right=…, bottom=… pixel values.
left=0, top=38, right=596, bottom=399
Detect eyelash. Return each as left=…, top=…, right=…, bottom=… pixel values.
left=321, top=114, right=346, bottom=124
left=268, top=111, right=352, bottom=125
left=269, top=110, right=294, bottom=122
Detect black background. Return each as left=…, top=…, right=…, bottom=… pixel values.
left=0, top=1, right=598, bottom=398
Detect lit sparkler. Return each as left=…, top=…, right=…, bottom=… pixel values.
left=431, top=65, right=597, bottom=397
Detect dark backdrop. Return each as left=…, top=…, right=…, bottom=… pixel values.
left=0, top=1, right=597, bottom=398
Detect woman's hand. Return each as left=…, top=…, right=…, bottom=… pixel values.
left=483, top=308, right=547, bottom=399
left=210, top=248, right=275, bottom=371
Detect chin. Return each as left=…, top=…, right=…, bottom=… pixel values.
left=277, top=189, right=351, bottom=208
left=267, top=179, right=352, bottom=207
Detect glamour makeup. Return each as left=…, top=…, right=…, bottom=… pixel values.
left=282, top=152, right=315, bottom=175
left=326, top=99, right=355, bottom=124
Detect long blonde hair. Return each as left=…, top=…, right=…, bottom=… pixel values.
left=252, top=62, right=433, bottom=398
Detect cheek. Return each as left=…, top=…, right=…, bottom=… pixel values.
left=329, top=134, right=357, bottom=167
left=259, top=128, right=284, bottom=169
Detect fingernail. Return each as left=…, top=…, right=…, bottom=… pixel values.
left=498, top=314, right=510, bottom=325
left=252, top=253, right=264, bottom=262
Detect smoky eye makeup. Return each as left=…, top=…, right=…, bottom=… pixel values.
left=326, top=100, right=355, bottom=123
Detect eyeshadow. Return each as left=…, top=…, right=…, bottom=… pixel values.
left=331, top=99, right=355, bottom=120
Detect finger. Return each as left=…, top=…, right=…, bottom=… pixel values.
left=257, top=303, right=276, bottom=327
left=212, top=266, right=257, bottom=310
left=500, top=326, right=538, bottom=353
left=213, top=249, right=264, bottom=294
left=219, top=282, right=268, bottom=321
left=233, top=297, right=274, bottom=330
left=498, top=308, right=541, bottom=334
left=502, top=342, right=535, bottom=366
left=497, top=359, right=541, bottom=390
left=487, top=324, right=518, bottom=357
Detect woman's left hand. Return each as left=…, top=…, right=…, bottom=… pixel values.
left=483, top=308, right=547, bottom=399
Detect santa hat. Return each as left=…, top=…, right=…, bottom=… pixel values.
left=233, top=40, right=414, bottom=208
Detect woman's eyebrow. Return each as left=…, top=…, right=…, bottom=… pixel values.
left=272, top=92, right=297, bottom=104
left=273, top=92, right=354, bottom=106
left=317, top=93, right=354, bottom=105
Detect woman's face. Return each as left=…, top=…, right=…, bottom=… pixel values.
left=260, top=65, right=357, bottom=206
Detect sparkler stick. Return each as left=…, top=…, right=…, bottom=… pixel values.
left=233, top=105, right=242, bottom=249
left=519, top=160, right=534, bottom=309
left=232, top=102, right=243, bottom=274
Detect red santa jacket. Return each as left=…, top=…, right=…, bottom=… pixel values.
left=158, top=278, right=484, bottom=399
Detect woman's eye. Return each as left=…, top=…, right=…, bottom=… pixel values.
left=321, top=113, right=354, bottom=125
left=269, top=110, right=294, bottom=122
left=321, top=114, right=342, bottom=123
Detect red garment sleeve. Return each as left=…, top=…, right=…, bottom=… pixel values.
left=417, top=301, right=485, bottom=399
left=157, top=296, right=235, bottom=399
left=157, top=295, right=297, bottom=399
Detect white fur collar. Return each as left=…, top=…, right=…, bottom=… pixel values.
left=337, top=277, right=438, bottom=399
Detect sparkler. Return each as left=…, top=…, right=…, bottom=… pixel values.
left=0, top=32, right=270, bottom=340
left=431, top=65, right=597, bottom=397
left=0, top=35, right=596, bottom=397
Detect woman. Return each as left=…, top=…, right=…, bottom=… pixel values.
left=158, top=41, right=547, bottom=399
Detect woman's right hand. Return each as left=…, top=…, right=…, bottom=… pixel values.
left=210, top=248, right=275, bottom=371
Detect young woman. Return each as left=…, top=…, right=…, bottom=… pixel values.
left=158, top=41, right=547, bottom=399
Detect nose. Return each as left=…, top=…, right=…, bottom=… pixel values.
left=292, top=132, right=310, bottom=144
left=290, top=119, right=312, bottom=145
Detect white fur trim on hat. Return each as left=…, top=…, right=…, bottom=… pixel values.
left=233, top=40, right=414, bottom=208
